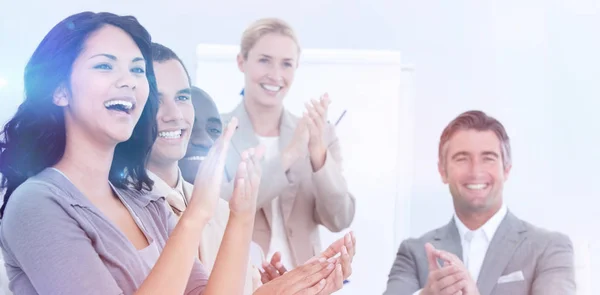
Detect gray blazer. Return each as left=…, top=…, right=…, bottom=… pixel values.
left=384, top=211, right=576, bottom=295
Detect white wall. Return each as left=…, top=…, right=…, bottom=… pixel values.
left=1, top=0, right=599, bottom=293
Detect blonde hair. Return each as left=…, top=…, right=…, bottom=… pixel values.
left=240, top=18, right=301, bottom=59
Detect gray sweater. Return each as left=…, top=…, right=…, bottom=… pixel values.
left=0, top=168, right=209, bottom=295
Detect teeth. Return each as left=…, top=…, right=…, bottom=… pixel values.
left=104, top=100, right=133, bottom=110
left=185, top=156, right=205, bottom=161
left=466, top=184, right=487, bottom=190
left=158, top=130, right=182, bottom=139
left=261, top=84, right=281, bottom=92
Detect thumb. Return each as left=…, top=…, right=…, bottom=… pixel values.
left=425, top=243, right=440, bottom=271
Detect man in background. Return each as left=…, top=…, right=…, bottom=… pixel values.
left=384, top=110, right=575, bottom=295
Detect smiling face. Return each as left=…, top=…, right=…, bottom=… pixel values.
left=54, top=24, right=149, bottom=145
left=439, top=129, right=512, bottom=215
left=149, top=59, right=194, bottom=167
left=237, top=33, right=299, bottom=108
left=179, top=88, right=222, bottom=183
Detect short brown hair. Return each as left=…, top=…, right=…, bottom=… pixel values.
left=439, top=110, right=511, bottom=167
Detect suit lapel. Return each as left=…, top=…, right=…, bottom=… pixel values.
left=224, top=103, right=272, bottom=227
left=477, top=212, right=527, bottom=295
left=433, top=219, right=463, bottom=265
left=226, top=103, right=259, bottom=177
left=279, top=110, right=298, bottom=223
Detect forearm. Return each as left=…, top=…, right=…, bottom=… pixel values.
left=136, top=215, right=208, bottom=295
left=203, top=214, right=255, bottom=295
left=313, top=150, right=355, bottom=231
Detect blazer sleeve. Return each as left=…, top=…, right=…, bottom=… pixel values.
left=383, top=240, right=422, bottom=295
left=312, top=125, right=356, bottom=232
left=531, top=232, right=576, bottom=295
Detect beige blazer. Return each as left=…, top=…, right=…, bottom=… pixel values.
left=148, top=170, right=262, bottom=294
left=384, top=211, right=576, bottom=295
left=221, top=102, right=356, bottom=267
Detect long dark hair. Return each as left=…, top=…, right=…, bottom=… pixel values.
left=0, top=12, right=159, bottom=217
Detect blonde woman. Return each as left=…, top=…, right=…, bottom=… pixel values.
left=221, top=18, right=356, bottom=285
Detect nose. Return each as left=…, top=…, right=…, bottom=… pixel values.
left=469, top=158, right=486, bottom=175
left=190, top=128, right=214, bottom=149
left=268, top=69, right=283, bottom=83
left=160, top=99, right=184, bottom=123
left=116, top=69, right=137, bottom=90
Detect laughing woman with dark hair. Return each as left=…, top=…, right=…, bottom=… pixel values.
left=0, top=12, right=281, bottom=295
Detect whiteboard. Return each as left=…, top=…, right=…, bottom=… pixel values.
left=195, top=44, right=411, bottom=294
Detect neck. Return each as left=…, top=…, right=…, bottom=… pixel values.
left=456, top=202, right=503, bottom=230
left=147, top=160, right=180, bottom=188
left=243, top=96, right=283, bottom=136
left=54, top=127, right=115, bottom=200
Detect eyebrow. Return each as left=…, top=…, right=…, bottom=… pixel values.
left=177, top=88, right=192, bottom=95
left=89, top=53, right=145, bottom=63
left=207, top=117, right=222, bottom=124
left=482, top=151, right=500, bottom=158
left=451, top=151, right=470, bottom=160
left=260, top=54, right=294, bottom=62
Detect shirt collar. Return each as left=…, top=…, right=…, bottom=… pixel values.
left=454, top=204, right=508, bottom=242
left=147, top=169, right=187, bottom=212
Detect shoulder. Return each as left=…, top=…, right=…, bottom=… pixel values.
left=3, top=171, right=75, bottom=220
left=402, top=227, right=441, bottom=248
left=395, top=226, right=445, bottom=259
left=0, top=173, right=82, bottom=250
left=520, top=219, right=572, bottom=249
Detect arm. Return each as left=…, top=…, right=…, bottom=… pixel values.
left=205, top=148, right=264, bottom=295
left=531, top=233, right=576, bottom=295
left=0, top=184, right=123, bottom=295
left=383, top=240, right=422, bottom=295
left=312, top=129, right=356, bottom=232
left=203, top=214, right=254, bottom=295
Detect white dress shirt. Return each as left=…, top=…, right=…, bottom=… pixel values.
left=454, top=204, right=507, bottom=282
left=413, top=205, right=508, bottom=295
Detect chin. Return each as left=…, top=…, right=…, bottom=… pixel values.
left=111, top=131, right=135, bottom=143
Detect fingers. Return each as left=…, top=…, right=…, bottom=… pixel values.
left=317, top=238, right=342, bottom=260
left=320, top=93, right=331, bottom=109
left=259, top=268, right=271, bottom=285
left=293, top=279, right=326, bottom=295
left=305, top=103, right=324, bottom=131
left=214, top=117, right=238, bottom=162
left=436, top=249, right=462, bottom=267
left=425, top=243, right=440, bottom=271
left=285, top=258, right=336, bottom=294
left=432, top=265, right=465, bottom=291
left=345, top=232, right=356, bottom=261
left=440, top=279, right=467, bottom=295
left=317, top=263, right=344, bottom=295
left=194, top=117, right=238, bottom=181
left=318, top=231, right=353, bottom=260
left=350, top=231, right=356, bottom=257
left=340, top=245, right=352, bottom=280
left=310, top=99, right=327, bottom=122
left=270, top=252, right=288, bottom=275
left=262, top=260, right=282, bottom=282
